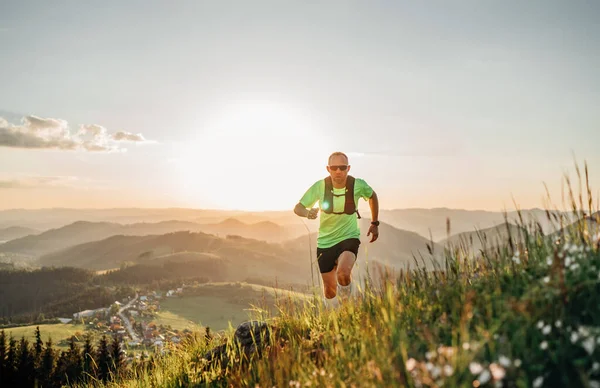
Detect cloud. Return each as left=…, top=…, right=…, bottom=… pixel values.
left=111, top=131, right=146, bottom=142
left=0, top=115, right=155, bottom=152
left=0, top=175, right=78, bottom=189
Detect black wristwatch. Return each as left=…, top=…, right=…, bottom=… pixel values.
left=371, top=221, right=380, bottom=226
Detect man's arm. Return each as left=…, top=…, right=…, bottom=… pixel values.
left=294, top=202, right=309, bottom=217
left=369, top=191, right=379, bottom=222
left=367, top=191, right=379, bottom=242
left=294, top=202, right=319, bottom=219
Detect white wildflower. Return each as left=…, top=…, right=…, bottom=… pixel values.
left=540, top=341, right=548, bottom=350
left=555, top=320, right=562, bottom=328
left=546, top=256, right=553, bottom=266
left=570, top=263, right=580, bottom=271
left=589, top=381, right=600, bottom=388
left=565, top=256, right=572, bottom=267
left=462, top=342, right=470, bottom=350
left=426, top=351, right=435, bottom=360
left=512, top=256, right=521, bottom=264
left=443, top=364, right=454, bottom=376
left=426, top=362, right=434, bottom=371
left=514, top=359, right=522, bottom=367
left=543, top=276, right=550, bottom=283
left=478, top=369, right=491, bottom=384
left=583, top=337, right=595, bottom=355
left=406, top=358, right=417, bottom=371
left=469, top=362, right=483, bottom=375
left=537, top=321, right=545, bottom=329
left=571, top=332, right=579, bottom=343
left=431, top=366, right=441, bottom=379
left=489, top=363, right=506, bottom=380
left=498, top=355, right=511, bottom=367
left=542, top=325, right=552, bottom=335
left=593, top=362, right=600, bottom=371
left=578, top=326, right=590, bottom=337
left=533, top=376, right=544, bottom=388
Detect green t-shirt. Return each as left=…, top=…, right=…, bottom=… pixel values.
left=299, top=177, right=374, bottom=248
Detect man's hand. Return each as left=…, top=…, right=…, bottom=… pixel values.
left=367, top=224, right=379, bottom=243
left=307, top=207, right=319, bottom=220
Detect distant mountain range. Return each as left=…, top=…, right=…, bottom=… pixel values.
left=0, top=219, right=303, bottom=257
left=0, top=207, right=577, bottom=242
left=22, top=218, right=441, bottom=285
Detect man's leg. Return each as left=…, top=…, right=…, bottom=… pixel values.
left=321, top=267, right=339, bottom=308
left=336, top=251, right=357, bottom=301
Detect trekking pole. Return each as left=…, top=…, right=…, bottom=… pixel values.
left=300, top=217, right=315, bottom=288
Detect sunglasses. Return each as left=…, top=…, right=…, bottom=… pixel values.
left=328, top=165, right=349, bottom=171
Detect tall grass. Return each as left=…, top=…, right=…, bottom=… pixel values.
left=80, top=163, right=600, bottom=388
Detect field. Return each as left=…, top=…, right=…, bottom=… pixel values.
left=4, top=323, right=88, bottom=349
left=154, top=282, right=310, bottom=331
left=155, top=296, right=255, bottom=332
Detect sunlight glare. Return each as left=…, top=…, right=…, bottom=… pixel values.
left=173, top=100, right=333, bottom=210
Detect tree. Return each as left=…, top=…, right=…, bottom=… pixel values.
left=17, top=336, right=35, bottom=387
left=33, top=326, right=43, bottom=365
left=82, top=333, right=96, bottom=383
left=110, top=335, right=124, bottom=380
left=39, top=338, right=55, bottom=388
left=5, top=336, right=17, bottom=387
left=96, top=335, right=111, bottom=382
left=0, top=330, right=7, bottom=387
left=65, top=336, right=83, bottom=383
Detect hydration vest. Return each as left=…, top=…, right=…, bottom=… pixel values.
left=322, top=175, right=361, bottom=219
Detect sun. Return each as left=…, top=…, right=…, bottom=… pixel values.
left=172, top=100, right=333, bottom=211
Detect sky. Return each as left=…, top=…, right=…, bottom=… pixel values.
left=0, top=0, right=599, bottom=212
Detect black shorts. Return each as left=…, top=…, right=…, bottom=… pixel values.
left=316, top=238, right=361, bottom=273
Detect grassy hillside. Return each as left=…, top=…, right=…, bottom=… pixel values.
left=72, top=197, right=600, bottom=387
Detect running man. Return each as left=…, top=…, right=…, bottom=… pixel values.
left=294, top=151, right=379, bottom=307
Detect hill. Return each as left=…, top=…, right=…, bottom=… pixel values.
left=439, top=222, right=527, bottom=254
left=0, top=219, right=301, bottom=258
left=0, top=226, right=39, bottom=242
left=381, top=208, right=568, bottom=241
left=548, top=211, right=600, bottom=242
left=38, top=231, right=311, bottom=284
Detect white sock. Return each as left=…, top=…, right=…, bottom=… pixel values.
left=323, top=295, right=339, bottom=309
